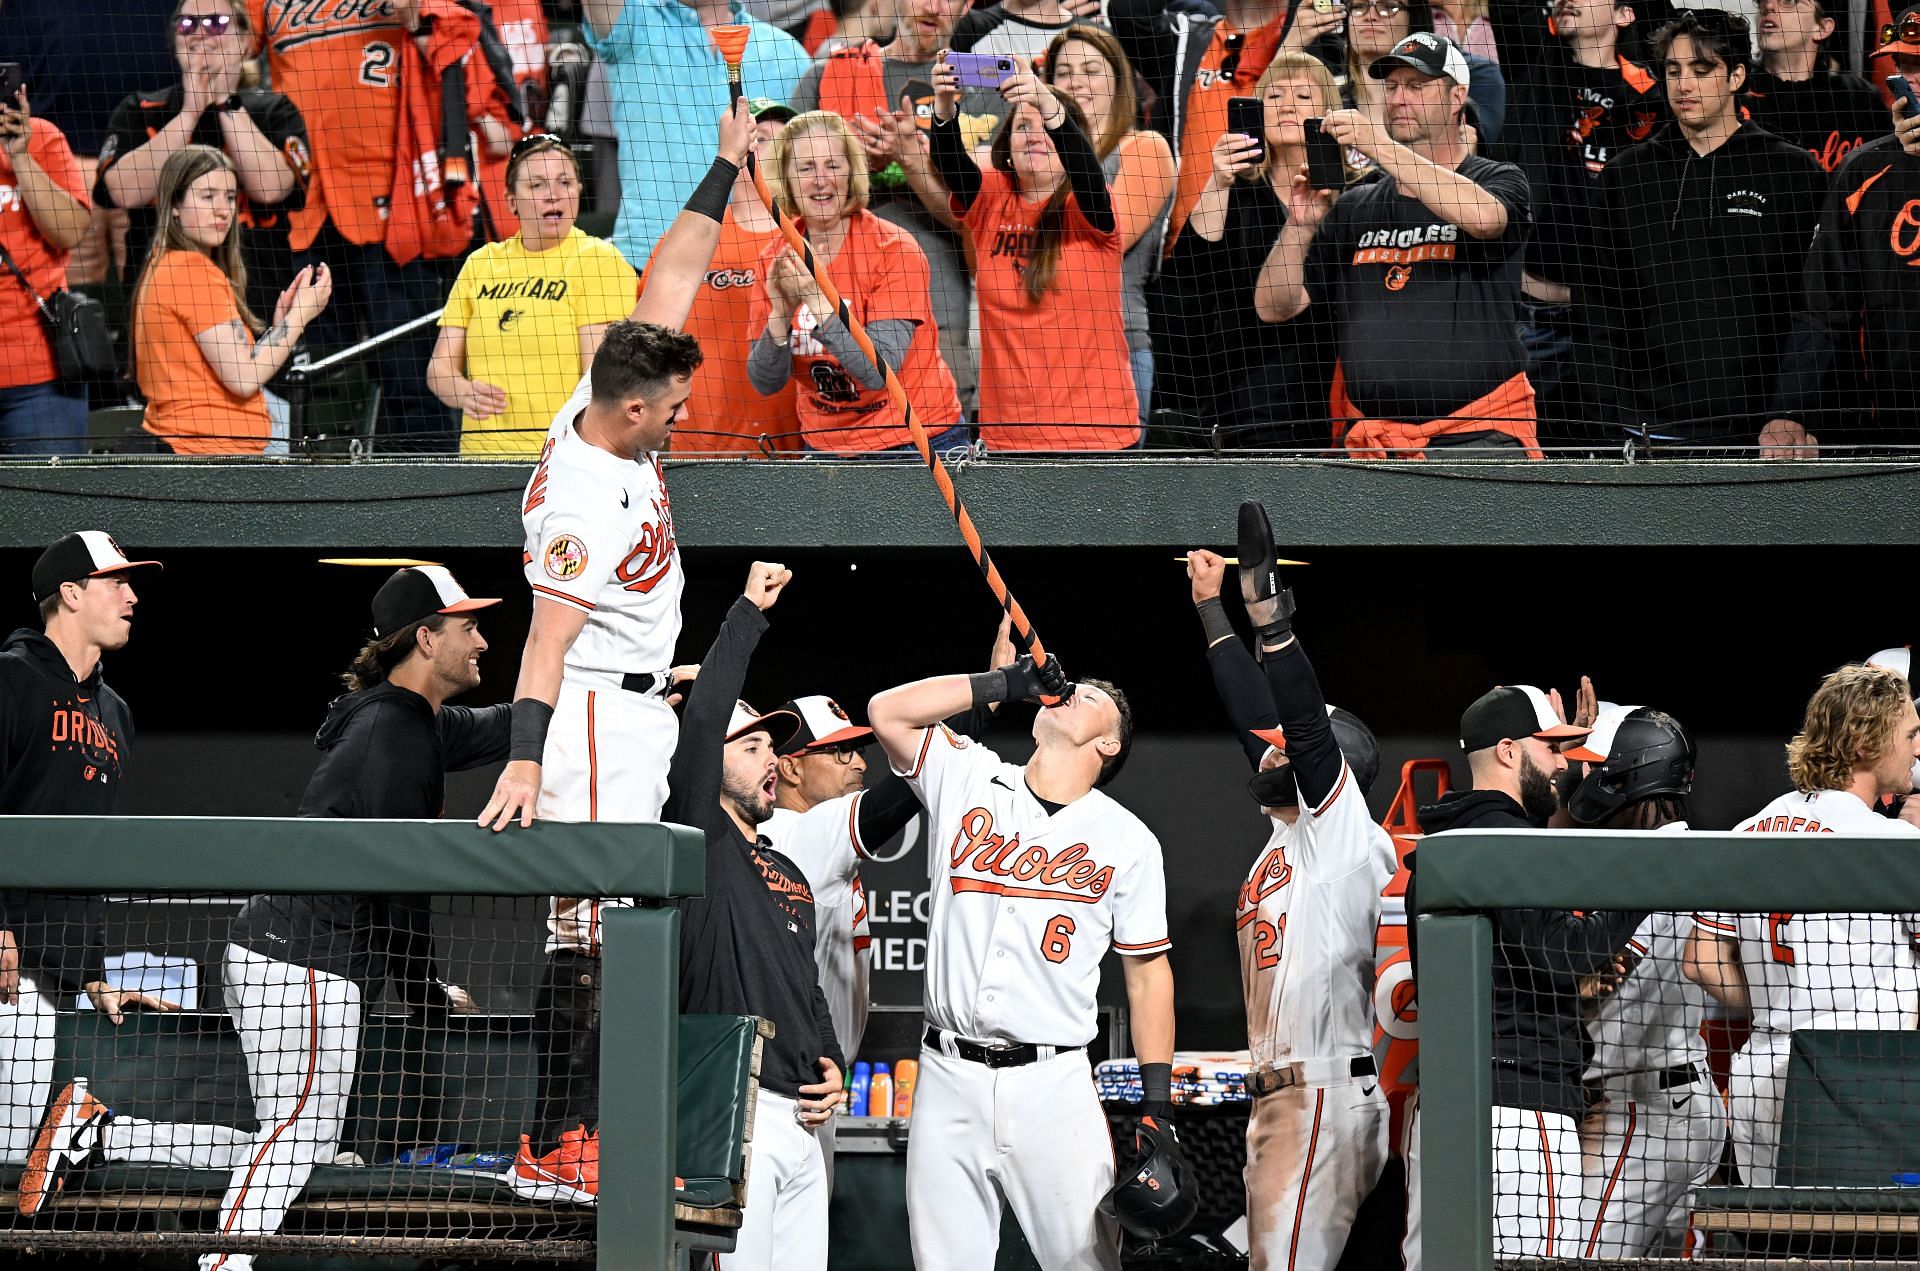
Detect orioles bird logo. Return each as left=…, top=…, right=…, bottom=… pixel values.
left=498, top=308, right=522, bottom=332
left=1385, top=265, right=1412, bottom=291
left=826, top=698, right=851, bottom=721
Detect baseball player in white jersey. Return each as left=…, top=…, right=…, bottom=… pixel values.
left=1684, top=663, right=1920, bottom=1188
left=1186, top=537, right=1394, bottom=1271
left=1562, top=706, right=1725, bottom=1259
left=869, top=656, right=1177, bottom=1271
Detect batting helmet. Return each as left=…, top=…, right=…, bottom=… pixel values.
left=1248, top=706, right=1382, bottom=806
left=1566, top=706, right=1696, bottom=826
left=1101, top=1116, right=1200, bottom=1241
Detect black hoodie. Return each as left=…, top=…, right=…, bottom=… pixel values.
left=1416, top=788, right=1647, bottom=1121
left=1743, top=69, right=1890, bottom=175
left=227, top=682, right=508, bottom=1003
left=1592, top=121, right=1826, bottom=440
left=0, top=628, right=131, bottom=992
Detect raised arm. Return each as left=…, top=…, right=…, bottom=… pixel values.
left=661, top=563, right=790, bottom=826
left=928, top=57, right=985, bottom=212
left=869, top=656, right=1065, bottom=774
left=630, top=99, right=755, bottom=330
left=1188, top=549, right=1277, bottom=770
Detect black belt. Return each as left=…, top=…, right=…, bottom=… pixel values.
left=1585, top=1062, right=1703, bottom=1094
left=620, top=671, right=670, bottom=698
left=923, top=1026, right=1083, bottom=1069
left=1248, top=1055, right=1377, bottom=1097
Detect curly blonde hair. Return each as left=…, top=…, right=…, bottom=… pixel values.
left=1786, top=664, right=1915, bottom=794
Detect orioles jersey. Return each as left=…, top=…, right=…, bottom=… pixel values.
left=897, top=724, right=1170, bottom=1046
left=1693, top=790, right=1920, bottom=1036
left=1237, top=761, right=1397, bottom=1070
left=519, top=377, right=684, bottom=681
left=248, top=0, right=405, bottom=245
left=763, top=797, right=876, bottom=1062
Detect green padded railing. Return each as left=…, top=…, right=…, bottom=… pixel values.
left=1411, top=829, right=1920, bottom=1271
left=0, top=814, right=704, bottom=1270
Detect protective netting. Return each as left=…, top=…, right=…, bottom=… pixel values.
left=0, top=890, right=601, bottom=1259
left=6, top=0, right=1918, bottom=458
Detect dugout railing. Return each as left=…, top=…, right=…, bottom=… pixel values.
left=1415, top=829, right=1920, bottom=1271
left=0, top=814, right=702, bottom=1269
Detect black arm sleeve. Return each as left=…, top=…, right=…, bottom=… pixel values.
left=812, top=977, right=845, bottom=1072
left=1258, top=636, right=1343, bottom=810
left=438, top=702, right=512, bottom=771
left=929, top=113, right=984, bottom=211
left=854, top=702, right=991, bottom=845
left=1204, top=635, right=1279, bottom=771
left=1051, top=112, right=1114, bottom=232
left=662, top=598, right=771, bottom=826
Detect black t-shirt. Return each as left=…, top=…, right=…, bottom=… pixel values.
left=96, top=85, right=310, bottom=314
left=1305, top=155, right=1532, bottom=421
left=1743, top=69, right=1890, bottom=175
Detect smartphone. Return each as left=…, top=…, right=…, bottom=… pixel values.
left=947, top=52, right=1021, bottom=90
left=1303, top=117, right=1346, bottom=190
left=0, top=63, right=21, bottom=106
left=1888, top=73, right=1920, bottom=117
left=1225, top=96, right=1266, bottom=166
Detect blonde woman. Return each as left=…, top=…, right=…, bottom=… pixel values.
left=746, top=110, right=964, bottom=454
left=132, top=144, right=330, bottom=454
left=1171, top=50, right=1341, bottom=445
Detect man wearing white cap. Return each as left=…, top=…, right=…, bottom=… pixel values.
left=2, top=532, right=176, bottom=1203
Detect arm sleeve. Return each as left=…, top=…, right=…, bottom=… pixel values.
left=1052, top=113, right=1114, bottom=232
left=1203, top=631, right=1280, bottom=771
left=661, top=597, right=770, bottom=826
left=437, top=702, right=513, bottom=770
left=1257, top=635, right=1343, bottom=811
left=92, top=97, right=146, bottom=209
left=929, top=113, right=984, bottom=211
left=812, top=976, right=845, bottom=1071
left=813, top=314, right=914, bottom=388
left=1496, top=907, right=1651, bottom=977
left=746, top=331, right=795, bottom=394
left=852, top=774, right=922, bottom=852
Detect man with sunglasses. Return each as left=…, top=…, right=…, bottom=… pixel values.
left=1761, top=6, right=1920, bottom=457
left=1592, top=8, right=1825, bottom=449
left=95, top=2, right=310, bottom=324
left=1743, top=0, right=1886, bottom=172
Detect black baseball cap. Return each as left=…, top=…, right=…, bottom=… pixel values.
left=777, top=695, right=875, bottom=756
left=372, top=566, right=500, bottom=636
left=32, top=531, right=163, bottom=604
left=1369, top=31, right=1472, bottom=87
left=1459, top=685, right=1592, bottom=752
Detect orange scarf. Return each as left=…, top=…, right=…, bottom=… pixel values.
left=1331, top=368, right=1542, bottom=460
left=386, top=0, right=482, bottom=266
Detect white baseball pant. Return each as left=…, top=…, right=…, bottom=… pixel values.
left=1401, top=1093, right=1421, bottom=1271
left=1726, top=1031, right=1788, bottom=1188
left=0, top=977, right=57, bottom=1164
left=1577, top=1070, right=1725, bottom=1258
left=906, top=1046, right=1120, bottom=1271
left=725, top=1089, right=829, bottom=1271
left=1492, top=1105, right=1581, bottom=1258
left=1244, top=1078, right=1388, bottom=1271
left=538, top=682, right=677, bottom=824
left=200, top=944, right=362, bottom=1271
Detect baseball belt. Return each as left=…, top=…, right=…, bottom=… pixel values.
left=923, top=1026, right=1084, bottom=1070
left=1248, top=1054, right=1377, bottom=1097
left=1584, top=1062, right=1706, bottom=1100
left=619, top=671, right=672, bottom=698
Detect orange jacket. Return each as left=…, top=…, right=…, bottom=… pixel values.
left=386, top=0, right=483, bottom=266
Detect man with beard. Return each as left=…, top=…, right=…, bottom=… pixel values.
left=1413, top=685, right=1647, bottom=1257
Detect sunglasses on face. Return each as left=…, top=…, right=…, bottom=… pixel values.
left=173, top=12, right=235, bottom=36
left=1882, top=12, right=1920, bottom=43
left=1353, top=3, right=1407, bottom=17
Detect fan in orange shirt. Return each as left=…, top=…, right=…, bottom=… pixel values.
left=745, top=111, right=965, bottom=455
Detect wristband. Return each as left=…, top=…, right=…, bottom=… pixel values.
left=1195, top=596, right=1235, bottom=646
left=968, top=667, right=1017, bottom=708
left=509, top=697, right=555, bottom=763
left=1253, top=586, right=1298, bottom=649
left=1140, top=1061, right=1173, bottom=1107
left=683, top=156, right=739, bottom=224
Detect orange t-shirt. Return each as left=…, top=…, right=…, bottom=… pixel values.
left=0, top=120, right=88, bottom=390
left=249, top=0, right=407, bottom=247
left=959, top=171, right=1137, bottom=450
left=748, top=210, right=961, bottom=453
left=134, top=251, right=271, bottom=455
left=1165, top=11, right=1290, bottom=250
left=647, top=210, right=802, bottom=456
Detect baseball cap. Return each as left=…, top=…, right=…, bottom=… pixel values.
left=1563, top=704, right=1646, bottom=764
left=747, top=96, right=797, bottom=124
left=1876, top=4, right=1920, bottom=57
left=1868, top=646, right=1913, bottom=683
left=777, top=695, right=874, bottom=756
left=1369, top=32, right=1472, bottom=87
left=32, top=531, right=163, bottom=604
left=726, top=699, right=801, bottom=749
left=371, top=566, right=500, bottom=636
left=1458, top=685, right=1592, bottom=752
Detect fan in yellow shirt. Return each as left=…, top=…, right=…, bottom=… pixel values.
left=430, top=137, right=638, bottom=457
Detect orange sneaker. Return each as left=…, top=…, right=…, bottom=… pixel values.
left=506, top=1127, right=597, bottom=1206
left=19, top=1079, right=111, bottom=1217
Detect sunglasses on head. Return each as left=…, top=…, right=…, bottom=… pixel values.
left=509, top=132, right=567, bottom=163
left=1676, top=7, right=1748, bottom=34
left=1219, top=32, right=1248, bottom=83
left=1882, top=12, right=1920, bottom=43
left=173, top=12, right=235, bottom=36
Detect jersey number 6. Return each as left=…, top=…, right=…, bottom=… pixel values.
left=1041, top=914, right=1076, bottom=964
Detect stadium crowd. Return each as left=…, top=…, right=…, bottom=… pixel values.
left=5, top=0, right=1920, bottom=457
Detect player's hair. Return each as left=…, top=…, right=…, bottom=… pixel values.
left=342, top=614, right=449, bottom=692
left=1245, top=52, right=1343, bottom=184
left=588, top=321, right=705, bottom=406
left=169, top=0, right=262, bottom=88
left=505, top=136, right=579, bottom=197
left=1082, top=677, right=1134, bottom=787
left=765, top=111, right=871, bottom=222
left=1653, top=8, right=1754, bottom=72
left=132, top=146, right=264, bottom=390
left=37, top=579, right=89, bottom=627
left=1041, top=26, right=1139, bottom=160
left=988, top=87, right=1094, bottom=304
left=1595, top=793, right=1687, bottom=831
left=1786, top=663, right=1914, bottom=794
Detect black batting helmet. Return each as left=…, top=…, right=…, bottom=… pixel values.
left=1567, top=706, right=1696, bottom=826
left=1101, top=1116, right=1200, bottom=1241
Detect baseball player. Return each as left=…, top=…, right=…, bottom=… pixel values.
left=869, top=653, right=1177, bottom=1271
left=1186, top=503, right=1396, bottom=1271
left=3, top=533, right=176, bottom=1205
left=23, top=566, right=496, bottom=1270
left=1683, top=662, right=1920, bottom=1188
left=1565, top=706, right=1725, bottom=1259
